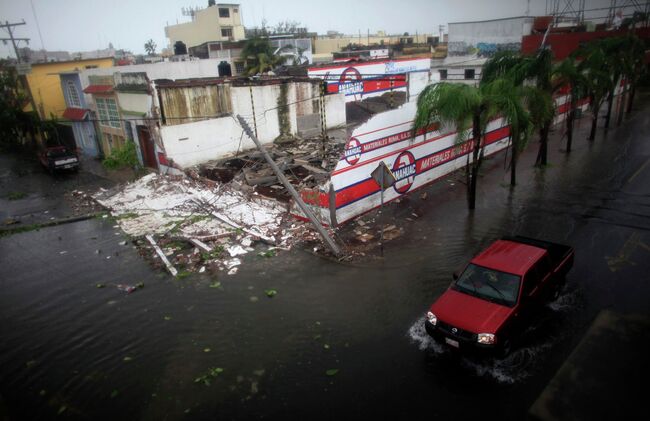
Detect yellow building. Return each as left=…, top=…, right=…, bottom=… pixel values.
left=165, top=3, right=245, bottom=49
left=25, top=57, right=114, bottom=119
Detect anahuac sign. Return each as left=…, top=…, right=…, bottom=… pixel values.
left=292, top=86, right=600, bottom=226
left=308, top=58, right=431, bottom=103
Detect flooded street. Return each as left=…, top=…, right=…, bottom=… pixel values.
left=2, top=94, right=650, bottom=420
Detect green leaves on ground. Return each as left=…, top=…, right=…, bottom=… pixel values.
left=6, top=191, right=27, bottom=200
left=194, top=367, right=224, bottom=386
left=325, top=369, right=339, bottom=376
left=264, top=289, right=277, bottom=297
left=259, top=249, right=276, bottom=258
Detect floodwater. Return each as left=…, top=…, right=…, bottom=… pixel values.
left=2, top=94, right=650, bottom=420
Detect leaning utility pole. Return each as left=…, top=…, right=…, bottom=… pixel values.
left=0, top=20, right=40, bottom=120
left=236, top=114, right=343, bottom=257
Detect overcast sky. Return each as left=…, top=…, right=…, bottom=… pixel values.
left=0, top=0, right=615, bottom=57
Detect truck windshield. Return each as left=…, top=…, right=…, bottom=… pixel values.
left=452, top=264, right=521, bottom=307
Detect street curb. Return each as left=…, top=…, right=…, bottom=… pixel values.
left=0, top=212, right=106, bottom=237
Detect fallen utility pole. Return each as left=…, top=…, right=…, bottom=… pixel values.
left=236, top=115, right=343, bottom=257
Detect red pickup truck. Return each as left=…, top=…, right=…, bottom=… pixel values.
left=425, top=236, right=574, bottom=356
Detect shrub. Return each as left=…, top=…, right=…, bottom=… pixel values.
left=102, top=141, right=140, bottom=170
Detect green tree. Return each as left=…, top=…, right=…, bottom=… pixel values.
left=552, top=56, right=587, bottom=152
left=481, top=49, right=557, bottom=166
left=414, top=82, right=490, bottom=209
left=619, top=35, right=646, bottom=116
left=144, top=39, right=157, bottom=56
left=241, top=37, right=287, bottom=75
left=0, top=66, right=38, bottom=150
left=577, top=40, right=613, bottom=141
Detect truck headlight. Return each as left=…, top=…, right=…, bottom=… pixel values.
left=426, top=311, right=437, bottom=326
left=477, top=333, right=496, bottom=345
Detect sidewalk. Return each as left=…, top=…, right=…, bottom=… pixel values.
left=529, top=310, right=650, bottom=420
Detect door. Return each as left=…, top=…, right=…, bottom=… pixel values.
left=137, top=126, right=158, bottom=170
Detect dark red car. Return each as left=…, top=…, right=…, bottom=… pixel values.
left=425, top=236, right=574, bottom=356
left=38, top=144, right=79, bottom=173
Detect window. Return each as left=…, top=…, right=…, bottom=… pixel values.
left=218, top=7, right=230, bottom=18
left=235, top=61, right=245, bottom=74
left=453, top=264, right=521, bottom=307
left=464, top=69, right=476, bottom=80
left=85, top=65, right=98, bottom=69
left=221, top=28, right=233, bottom=38
left=233, top=8, right=238, bottom=13
left=439, top=69, right=447, bottom=80
left=66, top=80, right=81, bottom=108
left=95, top=97, right=121, bottom=129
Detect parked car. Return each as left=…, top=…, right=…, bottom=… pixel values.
left=38, top=144, right=79, bottom=173
left=425, top=236, right=574, bottom=356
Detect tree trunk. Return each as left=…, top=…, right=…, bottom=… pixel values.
left=536, top=122, right=550, bottom=166
left=510, top=134, right=518, bottom=186
left=566, top=108, right=574, bottom=152
left=468, top=113, right=482, bottom=210
left=604, top=90, right=614, bottom=129
left=589, top=105, right=599, bottom=141
left=616, top=88, right=626, bottom=126
left=626, top=83, right=636, bottom=115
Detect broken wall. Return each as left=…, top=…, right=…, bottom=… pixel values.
left=158, top=81, right=346, bottom=170
left=159, top=84, right=232, bottom=125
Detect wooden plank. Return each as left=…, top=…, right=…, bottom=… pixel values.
left=146, top=234, right=178, bottom=277
left=190, top=238, right=212, bottom=252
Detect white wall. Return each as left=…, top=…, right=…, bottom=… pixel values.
left=160, top=117, right=254, bottom=168
left=324, top=93, right=346, bottom=128
left=230, top=85, right=282, bottom=143
left=448, top=17, right=532, bottom=46
left=117, top=92, right=152, bottom=114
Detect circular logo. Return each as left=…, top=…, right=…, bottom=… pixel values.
left=392, top=151, right=417, bottom=194
left=344, top=137, right=362, bottom=165
left=338, top=67, right=363, bottom=96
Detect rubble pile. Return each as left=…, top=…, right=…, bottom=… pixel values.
left=93, top=173, right=322, bottom=276
left=65, top=190, right=104, bottom=215
left=198, top=135, right=346, bottom=202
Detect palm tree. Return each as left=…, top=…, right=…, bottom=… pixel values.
left=144, top=39, right=157, bottom=56
left=414, top=83, right=489, bottom=210
left=241, top=37, right=287, bottom=75
left=577, top=40, right=613, bottom=141
left=483, top=78, right=533, bottom=186
left=600, top=37, right=627, bottom=130
left=552, top=56, right=587, bottom=152
left=620, top=35, right=646, bottom=116
left=481, top=49, right=557, bottom=167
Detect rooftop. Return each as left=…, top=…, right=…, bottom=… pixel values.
left=471, top=240, right=546, bottom=276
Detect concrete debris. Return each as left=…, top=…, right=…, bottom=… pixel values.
left=357, top=233, right=375, bottom=243
left=227, top=245, right=248, bottom=257
left=197, top=135, right=345, bottom=203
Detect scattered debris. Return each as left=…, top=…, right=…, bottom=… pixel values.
left=194, top=367, right=224, bottom=386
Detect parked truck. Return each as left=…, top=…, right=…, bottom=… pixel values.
left=425, top=236, right=574, bottom=356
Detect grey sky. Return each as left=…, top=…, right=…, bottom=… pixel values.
left=0, top=0, right=613, bottom=57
